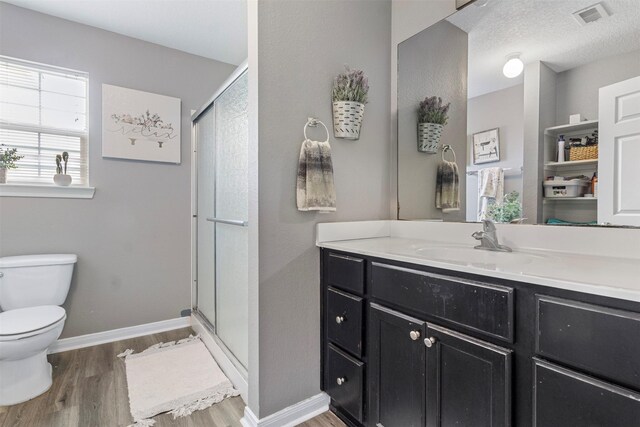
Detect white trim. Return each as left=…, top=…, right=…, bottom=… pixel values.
left=0, top=184, right=95, bottom=199
left=191, top=314, right=249, bottom=402
left=240, top=393, right=330, bottom=427
left=48, top=317, right=190, bottom=354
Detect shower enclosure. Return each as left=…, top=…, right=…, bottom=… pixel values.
left=191, top=63, right=248, bottom=380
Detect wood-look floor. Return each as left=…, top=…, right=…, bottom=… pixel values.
left=0, top=328, right=344, bottom=427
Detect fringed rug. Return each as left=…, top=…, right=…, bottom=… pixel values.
left=117, top=335, right=240, bottom=426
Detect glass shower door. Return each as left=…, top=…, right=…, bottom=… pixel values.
left=196, top=107, right=216, bottom=325
left=195, top=71, right=248, bottom=370
left=212, top=72, right=248, bottom=368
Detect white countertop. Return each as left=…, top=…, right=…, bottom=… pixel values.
left=318, top=236, right=640, bottom=303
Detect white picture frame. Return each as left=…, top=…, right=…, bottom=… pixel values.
left=472, top=128, right=500, bottom=164
left=102, top=84, right=181, bottom=163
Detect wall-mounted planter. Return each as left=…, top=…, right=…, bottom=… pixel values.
left=0, top=168, right=6, bottom=184
left=332, top=101, right=365, bottom=140
left=418, top=122, right=443, bottom=153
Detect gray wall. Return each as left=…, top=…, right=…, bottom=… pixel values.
left=253, top=0, right=391, bottom=417
left=555, top=48, right=640, bottom=126
left=466, top=84, right=524, bottom=221
left=0, top=3, right=236, bottom=338
left=523, top=61, right=557, bottom=224
left=397, top=20, right=468, bottom=221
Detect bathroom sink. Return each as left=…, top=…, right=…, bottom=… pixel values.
left=410, top=245, right=547, bottom=269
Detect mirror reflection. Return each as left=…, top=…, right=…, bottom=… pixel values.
left=397, top=0, right=640, bottom=227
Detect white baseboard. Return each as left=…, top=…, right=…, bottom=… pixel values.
left=48, top=316, right=191, bottom=354
left=240, top=393, right=330, bottom=427
left=191, top=313, right=249, bottom=402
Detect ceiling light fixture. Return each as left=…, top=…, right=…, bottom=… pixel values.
left=503, top=53, right=524, bottom=78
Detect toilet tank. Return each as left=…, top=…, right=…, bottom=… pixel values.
left=0, top=254, right=77, bottom=311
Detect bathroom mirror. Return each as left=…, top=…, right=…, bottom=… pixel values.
left=397, top=0, right=640, bottom=227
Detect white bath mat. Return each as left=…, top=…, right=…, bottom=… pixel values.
left=118, top=336, right=240, bottom=426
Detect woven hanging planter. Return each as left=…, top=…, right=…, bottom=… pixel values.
left=332, top=101, right=365, bottom=140
left=418, top=122, right=443, bottom=153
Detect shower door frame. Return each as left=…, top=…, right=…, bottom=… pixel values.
left=190, top=61, right=249, bottom=386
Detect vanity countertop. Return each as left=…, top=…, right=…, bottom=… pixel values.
left=318, top=236, right=640, bottom=303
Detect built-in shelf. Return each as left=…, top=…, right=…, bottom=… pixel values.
left=545, top=159, right=598, bottom=169
left=543, top=197, right=597, bottom=202
left=544, top=120, right=599, bottom=136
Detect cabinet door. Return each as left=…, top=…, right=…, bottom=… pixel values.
left=425, top=323, right=512, bottom=427
left=368, top=303, right=426, bottom=427
left=533, top=358, right=640, bottom=427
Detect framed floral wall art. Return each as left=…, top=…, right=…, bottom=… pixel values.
left=102, top=84, right=181, bottom=163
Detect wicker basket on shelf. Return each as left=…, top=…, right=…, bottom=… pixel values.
left=569, top=145, right=598, bottom=161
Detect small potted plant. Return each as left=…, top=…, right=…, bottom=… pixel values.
left=54, top=151, right=72, bottom=186
left=0, top=144, right=24, bottom=184
left=418, top=96, right=450, bottom=153
left=332, top=66, right=369, bottom=140
left=487, top=191, right=522, bottom=223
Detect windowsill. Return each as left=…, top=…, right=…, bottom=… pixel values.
left=0, top=183, right=95, bottom=199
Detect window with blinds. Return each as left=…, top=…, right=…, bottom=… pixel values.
left=0, top=56, right=89, bottom=186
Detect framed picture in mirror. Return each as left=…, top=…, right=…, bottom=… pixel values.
left=472, top=128, right=500, bottom=164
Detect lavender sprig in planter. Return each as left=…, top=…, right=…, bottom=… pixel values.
left=418, top=96, right=450, bottom=153
left=332, top=66, right=369, bottom=140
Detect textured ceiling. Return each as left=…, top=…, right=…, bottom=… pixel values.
left=2, top=0, right=247, bottom=65
left=447, top=0, right=640, bottom=98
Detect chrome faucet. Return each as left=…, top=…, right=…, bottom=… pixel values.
left=472, top=220, right=512, bottom=252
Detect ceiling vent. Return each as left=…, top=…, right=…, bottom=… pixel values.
left=573, top=3, right=610, bottom=26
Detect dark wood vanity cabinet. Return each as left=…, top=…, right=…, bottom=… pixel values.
left=321, top=248, right=640, bottom=427
left=367, top=303, right=511, bottom=427
left=425, top=323, right=511, bottom=427
left=368, top=303, right=426, bottom=427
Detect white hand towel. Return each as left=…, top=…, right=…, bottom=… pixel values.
left=477, top=167, right=504, bottom=221
left=296, top=139, right=336, bottom=212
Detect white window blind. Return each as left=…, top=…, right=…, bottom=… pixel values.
left=0, top=56, right=89, bottom=186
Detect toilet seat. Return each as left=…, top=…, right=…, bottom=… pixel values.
left=0, top=306, right=66, bottom=341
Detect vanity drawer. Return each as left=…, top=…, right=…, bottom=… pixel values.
left=327, top=287, right=363, bottom=357
left=325, top=344, right=364, bottom=423
left=533, top=358, right=640, bottom=427
left=327, top=252, right=365, bottom=295
left=536, top=295, right=640, bottom=390
left=370, top=263, right=514, bottom=342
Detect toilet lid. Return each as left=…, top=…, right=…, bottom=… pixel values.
left=0, top=306, right=66, bottom=336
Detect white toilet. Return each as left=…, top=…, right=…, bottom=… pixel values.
left=0, top=254, right=77, bottom=406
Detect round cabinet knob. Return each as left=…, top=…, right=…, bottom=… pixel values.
left=336, top=377, right=346, bottom=386
left=409, top=330, right=421, bottom=341
left=335, top=316, right=345, bottom=324
left=424, top=337, right=437, bottom=348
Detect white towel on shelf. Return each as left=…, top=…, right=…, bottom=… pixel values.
left=296, top=139, right=336, bottom=212
left=477, top=167, right=504, bottom=221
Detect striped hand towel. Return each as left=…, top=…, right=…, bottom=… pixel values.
left=296, top=139, right=336, bottom=212
left=436, top=160, right=460, bottom=212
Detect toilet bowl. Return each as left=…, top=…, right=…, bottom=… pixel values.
left=0, top=306, right=67, bottom=405
left=0, top=254, right=76, bottom=405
